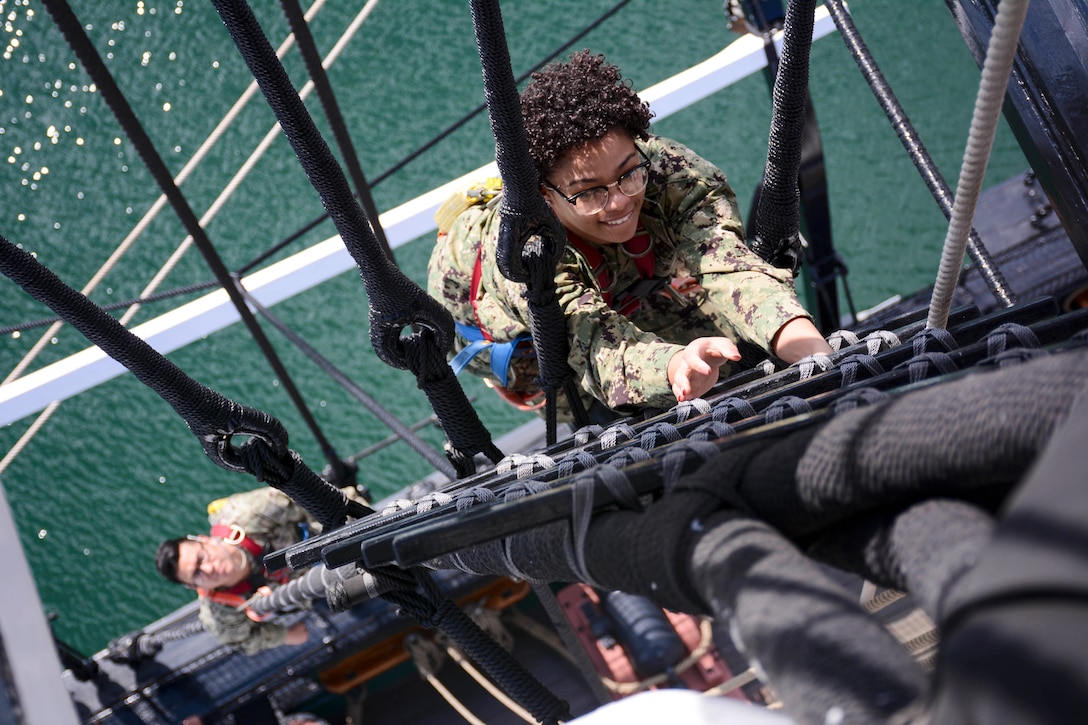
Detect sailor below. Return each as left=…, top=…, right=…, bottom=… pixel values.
left=155, top=485, right=368, bottom=655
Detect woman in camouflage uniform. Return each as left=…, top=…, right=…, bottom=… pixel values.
left=428, top=50, right=831, bottom=419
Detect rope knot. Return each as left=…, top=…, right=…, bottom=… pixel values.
left=898, top=350, right=959, bottom=383
left=237, top=436, right=294, bottom=484
left=985, top=322, right=1040, bottom=357
left=911, top=326, right=958, bottom=355
left=762, top=395, right=813, bottom=423
left=795, top=352, right=835, bottom=379
left=712, top=396, right=758, bottom=423
left=838, top=353, right=885, bottom=387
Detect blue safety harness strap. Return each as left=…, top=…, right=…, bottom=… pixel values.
left=452, top=322, right=531, bottom=387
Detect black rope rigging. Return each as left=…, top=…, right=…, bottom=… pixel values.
left=277, top=0, right=394, bottom=264
left=748, top=0, right=816, bottom=275
left=204, top=4, right=570, bottom=719
left=468, top=0, right=591, bottom=443
left=413, top=327, right=1088, bottom=724
left=240, top=290, right=458, bottom=480
left=38, top=0, right=355, bottom=487
left=208, top=0, right=504, bottom=474
left=379, top=567, right=571, bottom=725
left=823, top=0, right=1016, bottom=309
left=735, top=0, right=852, bottom=332
left=277, top=300, right=1012, bottom=571
left=263, top=295, right=1088, bottom=721
left=0, top=235, right=371, bottom=530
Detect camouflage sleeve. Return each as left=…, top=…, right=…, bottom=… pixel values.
left=199, top=598, right=289, bottom=655
left=427, top=205, right=486, bottom=330
left=429, top=179, right=684, bottom=411
left=647, top=136, right=812, bottom=351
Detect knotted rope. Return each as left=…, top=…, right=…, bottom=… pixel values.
left=748, top=0, right=817, bottom=274
left=0, top=236, right=368, bottom=530
left=469, top=0, right=590, bottom=442
left=209, top=0, right=504, bottom=473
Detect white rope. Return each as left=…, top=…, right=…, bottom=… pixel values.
left=406, top=634, right=488, bottom=725
left=422, top=673, right=488, bottom=725
left=0, top=400, right=59, bottom=476
left=826, top=328, right=860, bottom=351
left=119, top=0, right=382, bottom=325
left=444, top=644, right=537, bottom=724
left=701, top=668, right=760, bottom=698
left=927, top=0, right=1031, bottom=330
left=795, top=352, right=835, bottom=380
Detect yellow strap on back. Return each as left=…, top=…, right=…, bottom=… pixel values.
left=435, top=177, right=503, bottom=234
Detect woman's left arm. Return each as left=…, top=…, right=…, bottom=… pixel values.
left=771, top=317, right=833, bottom=363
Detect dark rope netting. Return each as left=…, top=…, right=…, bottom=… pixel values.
left=414, top=343, right=1088, bottom=723
left=274, top=302, right=1087, bottom=577
left=469, top=0, right=591, bottom=442
left=208, top=0, right=504, bottom=473
left=258, top=289, right=1088, bottom=722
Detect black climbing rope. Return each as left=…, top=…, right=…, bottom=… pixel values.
left=208, top=0, right=504, bottom=473
left=468, top=0, right=591, bottom=443
left=277, top=0, right=394, bottom=263
left=0, top=234, right=371, bottom=530
left=735, top=0, right=850, bottom=332
left=823, top=0, right=1015, bottom=309
left=39, top=0, right=356, bottom=487
left=748, top=0, right=817, bottom=274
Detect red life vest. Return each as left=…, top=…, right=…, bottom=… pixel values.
left=563, top=227, right=665, bottom=317
left=465, top=225, right=664, bottom=333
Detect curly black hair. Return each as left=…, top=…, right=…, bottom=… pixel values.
left=155, top=537, right=184, bottom=585
left=521, top=50, right=653, bottom=179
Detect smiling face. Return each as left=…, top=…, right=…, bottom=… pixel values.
left=543, top=129, right=646, bottom=246
left=175, top=536, right=251, bottom=590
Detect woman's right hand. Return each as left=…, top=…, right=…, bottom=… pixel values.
left=667, top=337, right=740, bottom=402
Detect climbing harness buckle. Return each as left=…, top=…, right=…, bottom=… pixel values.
left=223, top=524, right=247, bottom=546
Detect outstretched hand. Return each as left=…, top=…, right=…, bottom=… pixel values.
left=667, top=337, right=741, bottom=403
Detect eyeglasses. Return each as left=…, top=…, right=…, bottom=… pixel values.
left=187, top=541, right=214, bottom=587
left=544, top=149, right=650, bottom=216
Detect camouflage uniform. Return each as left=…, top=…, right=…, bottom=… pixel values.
left=428, top=135, right=811, bottom=416
left=198, top=486, right=364, bottom=655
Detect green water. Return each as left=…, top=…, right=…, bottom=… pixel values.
left=0, top=0, right=1027, bottom=656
